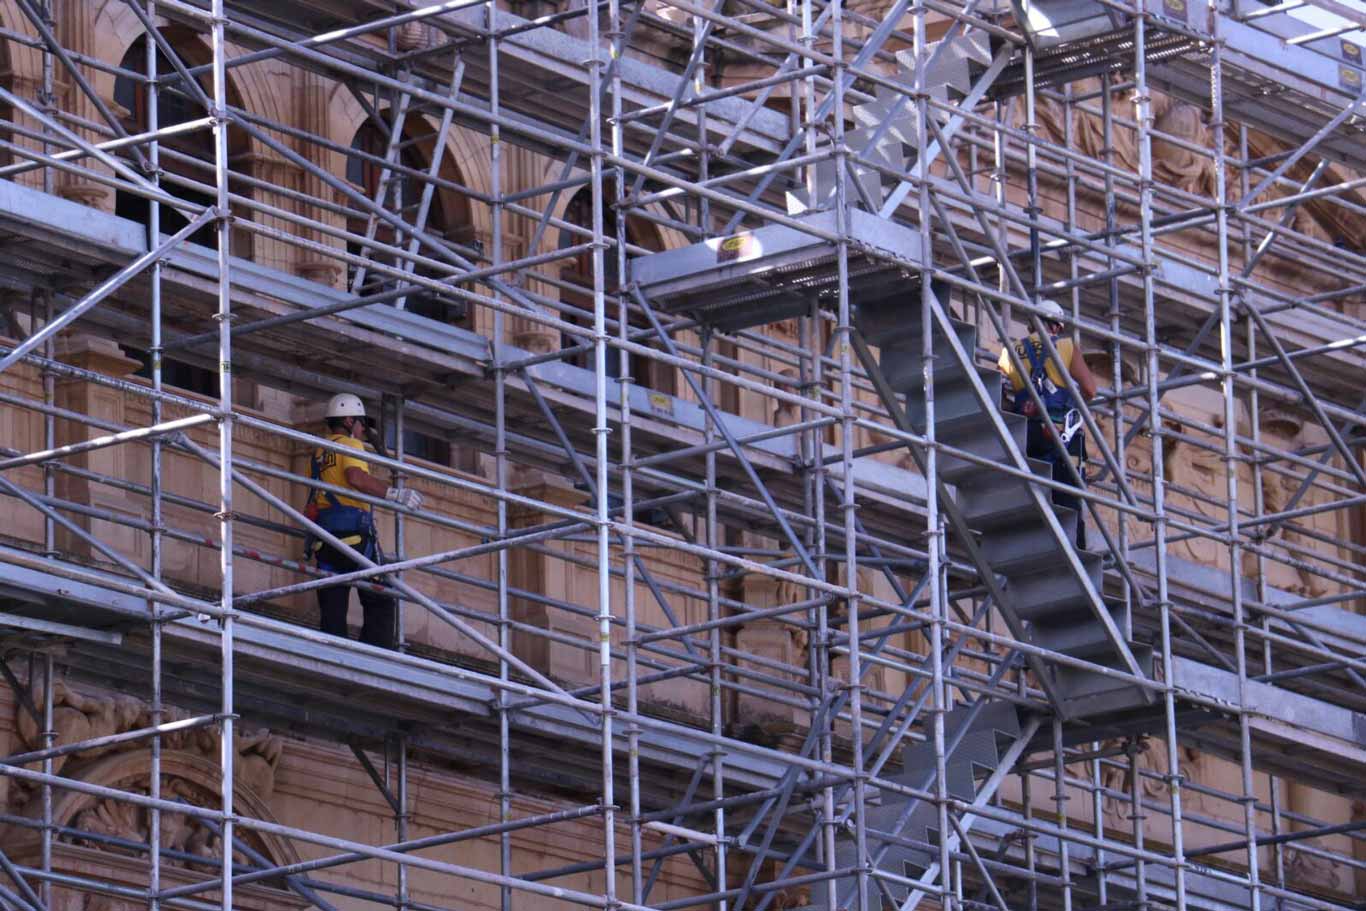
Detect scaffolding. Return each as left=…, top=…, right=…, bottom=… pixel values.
left=0, top=0, right=1360, bottom=908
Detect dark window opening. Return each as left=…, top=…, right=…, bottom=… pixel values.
left=558, top=190, right=672, bottom=395
left=121, top=346, right=218, bottom=398
left=113, top=35, right=251, bottom=258
left=383, top=424, right=453, bottom=466
left=346, top=119, right=474, bottom=329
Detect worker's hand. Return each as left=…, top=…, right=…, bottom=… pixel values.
left=386, top=486, right=423, bottom=511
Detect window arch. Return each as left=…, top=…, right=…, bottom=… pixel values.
left=345, top=116, right=474, bottom=328
left=112, top=32, right=251, bottom=258
left=558, top=189, right=672, bottom=394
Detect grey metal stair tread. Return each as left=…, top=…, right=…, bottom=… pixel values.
left=928, top=406, right=1024, bottom=447
left=958, top=484, right=1041, bottom=531
left=887, top=354, right=990, bottom=396
left=979, top=507, right=1080, bottom=573
left=1005, top=546, right=1109, bottom=587
left=1057, top=644, right=1155, bottom=716
left=853, top=291, right=968, bottom=348
left=1031, top=608, right=1132, bottom=659
left=933, top=412, right=1029, bottom=482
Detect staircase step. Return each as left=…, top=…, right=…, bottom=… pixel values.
left=936, top=412, right=1029, bottom=484
left=948, top=30, right=994, bottom=67
left=903, top=368, right=996, bottom=429
left=972, top=699, right=1023, bottom=746
left=895, top=742, right=981, bottom=799
left=915, top=42, right=972, bottom=95
left=955, top=460, right=1053, bottom=531
left=1057, top=643, right=1155, bottom=717
left=979, top=508, right=1079, bottom=574
left=864, top=802, right=936, bottom=896
left=853, top=292, right=966, bottom=350
left=879, top=331, right=981, bottom=393
left=1030, top=601, right=1132, bottom=660
left=852, top=297, right=916, bottom=348
left=1004, top=549, right=1104, bottom=620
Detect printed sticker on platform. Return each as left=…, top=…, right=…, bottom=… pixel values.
left=647, top=391, right=675, bottom=417
left=716, top=232, right=758, bottom=264
left=1162, top=0, right=1187, bottom=24
left=1343, top=39, right=1362, bottom=64
left=1343, top=64, right=1363, bottom=90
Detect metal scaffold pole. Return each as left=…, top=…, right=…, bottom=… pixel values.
left=210, top=0, right=236, bottom=908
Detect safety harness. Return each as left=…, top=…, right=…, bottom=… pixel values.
left=1012, top=334, right=1084, bottom=453
left=305, top=434, right=376, bottom=565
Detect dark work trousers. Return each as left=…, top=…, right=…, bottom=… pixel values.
left=1025, top=419, right=1088, bottom=551
left=315, top=538, right=398, bottom=649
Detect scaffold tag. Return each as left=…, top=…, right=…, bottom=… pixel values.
left=715, top=231, right=758, bottom=264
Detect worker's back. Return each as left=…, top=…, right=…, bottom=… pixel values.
left=999, top=332, right=1073, bottom=394
left=999, top=331, right=1075, bottom=421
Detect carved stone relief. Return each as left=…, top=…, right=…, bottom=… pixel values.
left=1031, top=81, right=1362, bottom=252
left=6, top=679, right=285, bottom=873
left=1163, top=417, right=1238, bottom=574
left=1098, top=737, right=1205, bottom=829
left=1237, top=408, right=1346, bottom=599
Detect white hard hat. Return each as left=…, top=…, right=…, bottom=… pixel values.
left=326, top=393, right=367, bottom=420
left=1036, top=298, right=1066, bottom=321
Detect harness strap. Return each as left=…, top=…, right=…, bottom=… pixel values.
left=1014, top=334, right=1071, bottom=421
left=308, top=435, right=373, bottom=555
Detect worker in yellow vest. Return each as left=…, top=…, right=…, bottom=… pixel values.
left=998, top=299, right=1098, bottom=549
left=304, top=394, right=422, bottom=649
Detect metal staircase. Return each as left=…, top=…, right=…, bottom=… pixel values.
left=852, top=290, right=1154, bottom=721
left=820, top=702, right=1040, bottom=911
left=798, top=288, right=1154, bottom=911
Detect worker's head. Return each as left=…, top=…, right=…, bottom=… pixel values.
left=325, top=393, right=369, bottom=438
left=1036, top=298, right=1066, bottom=335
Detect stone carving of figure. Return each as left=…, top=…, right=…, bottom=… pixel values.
left=1152, top=103, right=1216, bottom=198
left=1163, top=417, right=1236, bottom=573
left=1238, top=408, right=1344, bottom=599
left=1285, top=845, right=1344, bottom=893
left=16, top=680, right=143, bottom=777
left=1100, top=737, right=1205, bottom=825
left=14, top=679, right=284, bottom=807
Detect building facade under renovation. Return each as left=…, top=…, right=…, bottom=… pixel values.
left=0, top=0, right=1360, bottom=909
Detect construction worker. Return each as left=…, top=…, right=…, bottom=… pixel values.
left=304, top=393, right=422, bottom=649
left=998, top=299, right=1098, bottom=549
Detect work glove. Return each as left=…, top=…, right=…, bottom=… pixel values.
left=386, top=486, right=423, bottom=511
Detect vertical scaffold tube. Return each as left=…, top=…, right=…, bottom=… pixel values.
left=210, top=2, right=236, bottom=908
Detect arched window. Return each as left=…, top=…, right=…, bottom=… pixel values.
left=558, top=189, right=672, bottom=395
left=113, top=33, right=254, bottom=399
left=112, top=33, right=251, bottom=258
left=345, top=117, right=476, bottom=467
left=346, top=117, right=473, bottom=329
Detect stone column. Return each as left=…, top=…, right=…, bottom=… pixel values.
left=295, top=72, right=345, bottom=287
left=56, top=0, right=115, bottom=210
left=52, top=336, right=143, bottom=564
left=507, top=468, right=591, bottom=682
left=236, top=147, right=298, bottom=270
left=0, top=62, right=48, bottom=189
